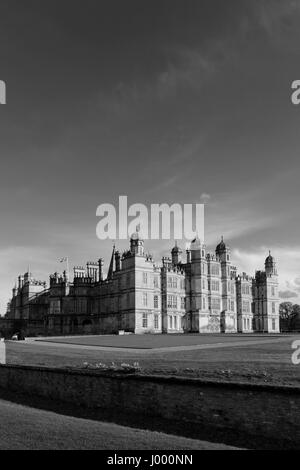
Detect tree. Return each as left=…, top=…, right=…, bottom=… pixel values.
left=279, top=302, right=294, bottom=320
left=292, top=304, right=300, bottom=317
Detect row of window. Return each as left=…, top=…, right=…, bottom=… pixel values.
left=142, top=293, right=187, bottom=310
left=167, top=277, right=185, bottom=290
left=242, top=316, right=277, bottom=330
left=241, top=284, right=251, bottom=295
left=166, top=295, right=185, bottom=309
left=243, top=317, right=251, bottom=330
left=142, top=272, right=252, bottom=295
left=143, top=272, right=185, bottom=290
left=242, top=300, right=251, bottom=313
left=142, top=313, right=184, bottom=330
left=255, top=318, right=277, bottom=331
left=142, top=313, right=160, bottom=329
left=169, top=315, right=184, bottom=330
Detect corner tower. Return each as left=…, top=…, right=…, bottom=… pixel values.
left=215, top=237, right=236, bottom=333
left=254, top=251, right=279, bottom=333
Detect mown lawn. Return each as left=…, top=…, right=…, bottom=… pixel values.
left=0, top=398, right=238, bottom=450
left=4, top=333, right=300, bottom=386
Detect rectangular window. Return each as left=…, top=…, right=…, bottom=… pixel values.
left=241, top=284, right=250, bottom=295
left=169, top=315, right=173, bottom=329
left=174, top=316, right=177, bottom=329
left=172, top=278, right=177, bottom=288
left=210, top=264, right=220, bottom=276
left=181, top=297, right=185, bottom=309
left=154, top=276, right=159, bottom=288
left=211, top=280, right=219, bottom=292
left=272, top=318, right=276, bottom=330
left=272, top=302, right=275, bottom=314
left=51, top=300, right=61, bottom=314
left=154, top=295, right=159, bottom=309
left=242, top=300, right=250, bottom=313
left=211, top=298, right=220, bottom=310
left=143, top=292, right=148, bottom=307
left=143, top=272, right=148, bottom=285
left=271, top=287, right=275, bottom=296
left=167, top=295, right=177, bottom=309
left=142, top=313, right=148, bottom=328
left=231, top=301, right=234, bottom=311
left=167, top=277, right=173, bottom=288
left=154, top=314, right=159, bottom=329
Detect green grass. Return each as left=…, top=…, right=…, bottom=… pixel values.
left=0, top=398, right=238, bottom=449
left=36, top=332, right=282, bottom=348
left=5, top=333, right=300, bottom=387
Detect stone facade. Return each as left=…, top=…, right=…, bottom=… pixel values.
left=3, top=232, right=280, bottom=336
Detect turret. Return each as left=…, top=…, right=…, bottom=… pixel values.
left=98, top=258, right=104, bottom=281
left=171, top=242, right=182, bottom=265
left=265, top=251, right=277, bottom=276
left=190, top=235, right=206, bottom=262
left=215, top=236, right=230, bottom=262
left=130, top=227, right=144, bottom=256
left=115, top=250, right=121, bottom=271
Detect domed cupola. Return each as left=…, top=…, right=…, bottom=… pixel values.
left=130, top=227, right=142, bottom=241
left=265, top=251, right=277, bottom=276
left=216, top=236, right=226, bottom=253
left=215, top=236, right=230, bottom=262
left=265, top=251, right=274, bottom=265
left=130, top=226, right=144, bottom=256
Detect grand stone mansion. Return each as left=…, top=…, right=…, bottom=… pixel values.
left=2, top=231, right=280, bottom=336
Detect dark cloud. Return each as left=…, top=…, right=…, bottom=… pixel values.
left=279, top=290, right=298, bottom=299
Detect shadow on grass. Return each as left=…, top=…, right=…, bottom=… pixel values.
left=0, top=387, right=297, bottom=450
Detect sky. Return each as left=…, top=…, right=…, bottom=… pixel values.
left=0, top=0, right=300, bottom=312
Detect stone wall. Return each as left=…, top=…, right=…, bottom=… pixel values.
left=0, top=364, right=299, bottom=448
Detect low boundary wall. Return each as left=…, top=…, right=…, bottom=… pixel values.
left=0, top=364, right=299, bottom=448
